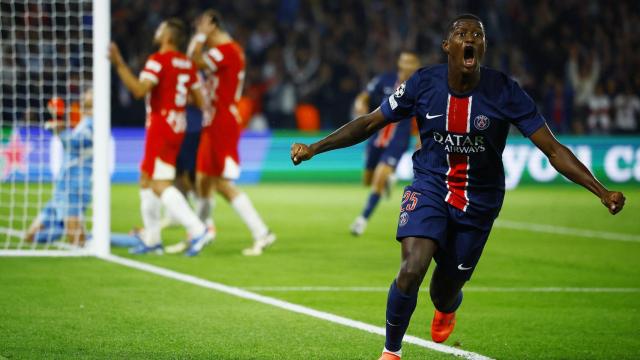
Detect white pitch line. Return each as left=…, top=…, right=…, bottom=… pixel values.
left=244, top=286, right=640, bottom=293
left=494, top=219, right=640, bottom=243
left=101, top=254, right=493, bottom=360
left=0, top=249, right=91, bottom=257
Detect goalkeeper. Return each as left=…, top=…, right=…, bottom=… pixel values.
left=25, top=89, right=93, bottom=246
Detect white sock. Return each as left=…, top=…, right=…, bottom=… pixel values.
left=160, top=186, right=206, bottom=237
left=231, top=192, right=268, bottom=239
left=195, top=196, right=215, bottom=228
left=139, top=188, right=162, bottom=246
left=383, top=347, right=401, bottom=356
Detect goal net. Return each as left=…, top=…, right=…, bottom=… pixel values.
left=0, top=0, right=110, bottom=256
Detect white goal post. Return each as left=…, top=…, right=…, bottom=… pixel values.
left=0, top=0, right=110, bottom=257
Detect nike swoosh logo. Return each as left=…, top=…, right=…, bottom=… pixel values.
left=457, top=264, right=473, bottom=271
left=426, top=113, right=443, bottom=119
left=386, top=320, right=400, bottom=327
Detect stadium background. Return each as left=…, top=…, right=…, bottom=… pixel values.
left=2, top=0, right=640, bottom=186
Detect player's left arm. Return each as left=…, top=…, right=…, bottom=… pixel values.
left=108, top=43, right=154, bottom=99
left=189, top=16, right=218, bottom=70
left=529, top=125, right=625, bottom=214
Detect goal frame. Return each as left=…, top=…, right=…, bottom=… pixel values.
left=0, top=0, right=111, bottom=257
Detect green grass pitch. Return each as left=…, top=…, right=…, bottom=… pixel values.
left=1, top=183, right=639, bottom=359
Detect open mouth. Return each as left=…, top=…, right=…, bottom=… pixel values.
left=463, top=45, right=476, bottom=67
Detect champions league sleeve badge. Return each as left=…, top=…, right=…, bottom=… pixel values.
left=394, top=83, right=406, bottom=98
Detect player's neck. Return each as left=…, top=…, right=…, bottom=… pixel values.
left=447, top=65, right=480, bottom=94
left=208, top=32, right=232, bottom=47
left=158, top=43, right=178, bottom=53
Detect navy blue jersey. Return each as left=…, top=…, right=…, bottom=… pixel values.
left=380, top=64, right=545, bottom=216
left=365, top=72, right=412, bottom=149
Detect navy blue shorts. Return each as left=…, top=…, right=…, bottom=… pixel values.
left=396, top=185, right=496, bottom=280
left=176, top=131, right=201, bottom=174
left=365, top=142, right=407, bottom=170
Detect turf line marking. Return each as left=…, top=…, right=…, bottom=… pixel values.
left=0, top=249, right=91, bottom=257
left=244, top=286, right=640, bottom=293
left=494, top=219, right=640, bottom=243
left=101, top=254, right=493, bottom=360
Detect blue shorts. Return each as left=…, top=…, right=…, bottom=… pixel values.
left=396, top=185, right=496, bottom=280
left=176, top=131, right=201, bottom=174
left=365, top=143, right=407, bottom=170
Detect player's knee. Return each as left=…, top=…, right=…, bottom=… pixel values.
left=397, top=259, right=426, bottom=293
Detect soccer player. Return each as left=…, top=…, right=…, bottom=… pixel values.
left=188, top=9, right=275, bottom=256
left=350, top=51, right=421, bottom=236
left=25, top=90, right=93, bottom=245
left=290, top=14, right=626, bottom=359
left=109, top=18, right=213, bottom=255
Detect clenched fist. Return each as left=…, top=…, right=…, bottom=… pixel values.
left=601, top=191, right=626, bottom=215
left=291, top=143, right=314, bottom=165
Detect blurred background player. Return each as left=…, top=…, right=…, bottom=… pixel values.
left=350, top=51, right=421, bottom=236
left=159, top=95, right=205, bottom=232
left=109, top=18, right=213, bottom=255
left=25, top=90, right=93, bottom=246
left=188, top=9, right=275, bottom=256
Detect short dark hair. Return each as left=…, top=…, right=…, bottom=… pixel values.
left=445, top=13, right=483, bottom=38
left=202, top=9, right=224, bottom=30
left=165, top=17, right=187, bottom=49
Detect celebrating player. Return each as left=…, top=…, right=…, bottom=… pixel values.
left=290, top=14, right=626, bottom=360
left=350, top=51, right=421, bottom=236
left=25, top=90, right=93, bottom=246
left=109, top=18, right=213, bottom=255
left=188, top=9, right=275, bottom=256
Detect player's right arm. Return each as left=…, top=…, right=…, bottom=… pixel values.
left=291, top=108, right=387, bottom=165
left=108, top=43, right=154, bottom=99
left=292, top=74, right=418, bottom=165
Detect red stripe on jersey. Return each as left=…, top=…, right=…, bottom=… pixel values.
left=445, top=95, right=472, bottom=211
left=375, top=123, right=398, bottom=147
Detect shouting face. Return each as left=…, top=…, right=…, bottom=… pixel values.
left=442, top=19, right=486, bottom=75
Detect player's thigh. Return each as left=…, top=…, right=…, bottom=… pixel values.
left=371, top=163, right=394, bottom=191
left=396, top=236, right=438, bottom=291
left=433, top=213, right=495, bottom=282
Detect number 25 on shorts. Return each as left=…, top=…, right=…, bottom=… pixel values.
left=401, top=191, right=419, bottom=212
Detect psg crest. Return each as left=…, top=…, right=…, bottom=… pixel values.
left=399, top=212, right=409, bottom=227
left=474, top=115, right=490, bottom=130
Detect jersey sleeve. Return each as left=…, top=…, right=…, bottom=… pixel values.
left=504, top=79, right=546, bottom=137
left=139, top=55, right=162, bottom=85
left=380, top=73, right=419, bottom=122
left=203, top=46, right=229, bottom=72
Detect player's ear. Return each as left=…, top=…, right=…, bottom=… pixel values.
left=441, top=39, right=449, bottom=55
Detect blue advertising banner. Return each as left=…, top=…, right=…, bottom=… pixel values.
left=1, top=126, right=639, bottom=187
